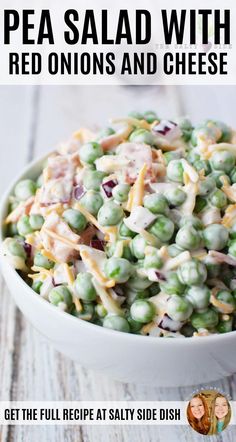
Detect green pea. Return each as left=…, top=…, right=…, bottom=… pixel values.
left=119, top=222, right=136, bottom=238
left=230, top=223, right=236, bottom=239
left=129, top=128, right=155, bottom=145
left=191, top=125, right=220, bottom=147
left=63, top=208, right=87, bottom=232
left=49, top=285, right=72, bottom=307
left=198, top=177, right=216, bottom=196
left=203, top=255, right=220, bottom=278
left=97, top=201, right=123, bottom=226
left=194, top=196, right=207, bottom=213
left=34, top=251, right=54, bottom=270
left=122, top=245, right=133, bottom=261
left=179, top=215, right=203, bottom=230
left=167, top=160, right=184, bottom=183
left=203, top=224, right=228, bottom=251
left=36, top=174, right=43, bottom=188
left=83, top=170, right=106, bottom=191
left=29, top=214, right=44, bottom=230
left=17, top=215, right=34, bottom=236
left=164, top=151, right=182, bottom=165
left=149, top=282, right=160, bottom=297
left=98, top=127, right=115, bottom=138
left=143, top=110, right=158, bottom=124
left=104, top=257, right=132, bottom=283
left=125, top=288, right=150, bottom=305
left=176, top=225, right=201, bottom=250
left=217, top=122, right=232, bottom=143
left=144, top=193, right=169, bottom=215
left=107, top=242, right=133, bottom=260
left=165, top=188, right=186, bottom=207
left=7, top=238, right=26, bottom=259
left=80, top=191, right=103, bottom=216
left=210, top=189, right=227, bottom=209
left=112, top=184, right=130, bottom=202
left=214, top=290, right=236, bottom=313
left=95, top=304, right=107, bottom=318
left=209, top=171, right=230, bottom=188
left=126, top=273, right=152, bottom=290
left=230, top=239, right=236, bottom=257
left=144, top=250, right=163, bottom=269
left=74, top=273, right=97, bottom=302
left=180, top=323, right=196, bottom=337
left=148, top=216, right=175, bottom=242
left=194, top=160, right=211, bottom=175
left=178, top=259, right=207, bottom=286
left=167, top=244, right=185, bottom=257
left=73, top=303, right=94, bottom=321
left=217, top=317, right=233, bottom=333
left=127, top=316, right=143, bottom=333
left=190, top=309, right=219, bottom=329
left=94, top=319, right=103, bottom=328
left=178, top=117, right=193, bottom=142
left=222, top=268, right=235, bottom=288
left=185, top=285, right=210, bottom=310
left=230, top=167, right=236, bottom=184
left=9, top=200, right=20, bottom=211
left=8, top=223, right=18, bottom=236
left=130, top=234, right=147, bottom=259
left=32, top=280, right=43, bottom=294
left=79, top=142, right=103, bottom=164
left=128, top=111, right=144, bottom=120
left=133, top=260, right=145, bottom=270
left=103, top=315, right=130, bottom=333
left=207, top=120, right=232, bottom=143
left=186, top=150, right=200, bottom=164
left=167, top=294, right=193, bottom=322
left=160, top=273, right=186, bottom=296
left=211, top=150, right=235, bottom=174
left=14, top=179, right=37, bottom=200
left=130, top=299, right=155, bottom=323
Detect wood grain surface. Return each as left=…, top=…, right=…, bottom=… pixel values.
left=0, top=85, right=235, bottom=442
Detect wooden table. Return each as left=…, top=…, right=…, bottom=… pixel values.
left=0, top=85, right=235, bottom=441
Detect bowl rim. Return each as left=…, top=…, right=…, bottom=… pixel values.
left=1, top=152, right=236, bottom=346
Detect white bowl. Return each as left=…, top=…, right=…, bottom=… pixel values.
left=1, top=155, right=236, bottom=387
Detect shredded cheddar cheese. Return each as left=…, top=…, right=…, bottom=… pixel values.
left=42, top=228, right=81, bottom=251
left=79, top=248, right=115, bottom=288
left=92, top=277, right=123, bottom=315
left=73, top=202, right=117, bottom=242
left=41, top=249, right=58, bottom=262
left=63, top=263, right=82, bottom=312
left=126, top=163, right=147, bottom=211
left=181, top=159, right=199, bottom=183
left=222, top=204, right=236, bottom=228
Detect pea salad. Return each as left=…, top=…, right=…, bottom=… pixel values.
left=3, top=112, right=236, bottom=337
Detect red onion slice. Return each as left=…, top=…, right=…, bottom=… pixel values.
left=158, top=314, right=182, bottom=332
left=74, top=185, right=85, bottom=201
left=155, top=271, right=166, bottom=281
left=113, top=285, right=124, bottom=296
left=102, top=179, right=118, bottom=198
left=23, top=242, right=32, bottom=258
left=152, top=120, right=177, bottom=136
left=152, top=120, right=181, bottom=142
left=90, top=239, right=105, bottom=251
left=52, top=277, right=61, bottom=287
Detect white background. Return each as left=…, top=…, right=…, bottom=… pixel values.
left=0, top=0, right=236, bottom=84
